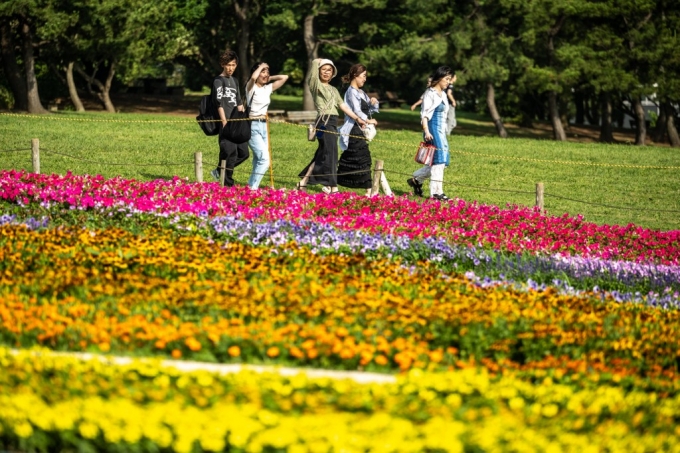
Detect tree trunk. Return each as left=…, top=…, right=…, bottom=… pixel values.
left=66, top=62, right=85, bottom=112
left=486, top=83, right=508, bottom=138
left=632, top=96, right=646, bottom=146
left=574, top=90, right=585, bottom=124
left=548, top=91, right=566, bottom=141
left=0, top=23, right=28, bottom=111
left=585, top=94, right=599, bottom=126
left=75, top=62, right=117, bottom=112
left=664, top=102, right=680, bottom=147
left=20, top=21, right=47, bottom=114
left=302, top=13, right=319, bottom=111
left=599, top=92, right=614, bottom=143
left=234, top=0, right=258, bottom=86
left=20, top=22, right=46, bottom=114
left=652, top=104, right=667, bottom=143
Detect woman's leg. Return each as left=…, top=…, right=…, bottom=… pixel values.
left=429, top=164, right=445, bottom=196
left=247, top=122, right=270, bottom=189
left=413, top=165, right=432, bottom=185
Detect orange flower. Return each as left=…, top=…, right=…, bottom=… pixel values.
left=336, top=327, right=349, bottom=337
left=171, top=349, right=182, bottom=359
left=429, top=349, right=444, bottom=363
left=359, top=351, right=373, bottom=366
left=374, top=355, right=389, bottom=366
left=228, top=345, right=241, bottom=357
left=98, top=342, right=110, bottom=352
left=154, top=340, right=166, bottom=349
left=289, top=346, right=304, bottom=359
left=306, top=348, right=319, bottom=359
left=185, top=337, right=202, bottom=352
left=267, top=346, right=280, bottom=358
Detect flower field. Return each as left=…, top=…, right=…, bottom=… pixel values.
left=1, top=169, right=679, bottom=452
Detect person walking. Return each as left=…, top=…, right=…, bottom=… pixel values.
left=407, top=66, right=454, bottom=201
left=337, top=64, right=379, bottom=195
left=445, top=73, right=457, bottom=135
left=297, top=58, right=367, bottom=194
left=245, top=62, right=289, bottom=190
left=211, top=49, right=249, bottom=186
left=410, top=77, right=431, bottom=111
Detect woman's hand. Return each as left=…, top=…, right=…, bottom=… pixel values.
left=369, top=97, right=378, bottom=105
left=355, top=117, right=367, bottom=127
left=423, top=131, right=433, bottom=141
left=368, top=119, right=378, bottom=125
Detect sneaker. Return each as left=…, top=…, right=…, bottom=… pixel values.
left=407, top=178, right=424, bottom=197
left=432, top=193, right=451, bottom=201
left=210, top=168, right=220, bottom=181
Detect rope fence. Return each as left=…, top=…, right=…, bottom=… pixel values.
left=1, top=112, right=679, bottom=223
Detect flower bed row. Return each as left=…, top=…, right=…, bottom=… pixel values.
left=4, top=206, right=679, bottom=308
left=2, top=170, right=679, bottom=263
left=1, top=348, right=678, bottom=453
left=1, top=223, right=678, bottom=378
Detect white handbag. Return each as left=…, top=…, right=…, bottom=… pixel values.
left=362, top=123, right=377, bottom=142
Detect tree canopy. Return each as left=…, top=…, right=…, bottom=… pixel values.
left=1, top=0, right=678, bottom=144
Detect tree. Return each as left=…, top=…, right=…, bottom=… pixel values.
left=66, top=0, right=193, bottom=112
left=450, top=0, right=528, bottom=138
left=0, top=0, right=58, bottom=113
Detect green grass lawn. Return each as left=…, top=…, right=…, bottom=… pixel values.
left=1, top=104, right=679, bottom=231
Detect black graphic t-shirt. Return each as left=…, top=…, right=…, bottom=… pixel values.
left=212, top=75, right=241, bottom=118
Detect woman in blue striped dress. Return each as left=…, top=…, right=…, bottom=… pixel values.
left=407, top=66, right=454, bottom=201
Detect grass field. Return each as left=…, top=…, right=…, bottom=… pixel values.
left=1, top=98, right=679, bottom=231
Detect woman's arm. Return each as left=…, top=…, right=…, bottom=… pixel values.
left=410, top=98, right=423, bottom=111
left=306, top=59, right=321, bottom=95
left=339, top=102, right=367, bottom=127
left=269, top=74, right=289, bottom=91
left=246, top=63, right=267, bottom=92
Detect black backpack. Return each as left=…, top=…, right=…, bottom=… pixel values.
left=196, top=79, right=222, bottom=136
left=196, top=95, right=219, bottom=136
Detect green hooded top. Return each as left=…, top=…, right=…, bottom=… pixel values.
left=307, top=58, right=344, bottom=117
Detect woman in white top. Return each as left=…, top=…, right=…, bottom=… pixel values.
left=407, top=66, right=453, bottom=201
left=245, top=62, right=289, bottom=189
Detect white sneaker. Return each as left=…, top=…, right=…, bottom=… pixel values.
left=211, top=169, right=220, bottom=181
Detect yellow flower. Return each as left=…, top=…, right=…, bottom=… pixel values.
left=541, top=403, right=559, bottom=418
left=78, top=421, right=99, bottom=439
left=14, top=421, right=33, bottom=438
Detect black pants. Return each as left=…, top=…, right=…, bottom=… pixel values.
left=217, top=132, right=249, bottom=187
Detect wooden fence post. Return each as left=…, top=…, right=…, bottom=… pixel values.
left=380, top=172, right=393, bottom=197
left=194, top=152, right=203, bottom=182
left=219, top=159, right=226, bottom=186
left=31, top=138, right=40, bottom=174
left=371, top=160, right=384, bottom=197
left=535, top=182, right=544, bottom=212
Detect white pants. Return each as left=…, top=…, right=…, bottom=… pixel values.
left=413, top=163, right=445, bottom=196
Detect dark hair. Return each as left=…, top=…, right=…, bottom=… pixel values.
left=428, top=66, right=454, bottom=86
left=219, top=49, right=238, bottom=66
left=341, top=63, right=367, bottom=85
left=250, top=62, right=267, bottom=76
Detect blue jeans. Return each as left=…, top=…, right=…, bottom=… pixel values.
left=247, top=121, right=270, bottom=189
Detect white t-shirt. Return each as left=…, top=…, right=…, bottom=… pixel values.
left=247, top=83, right=273, bottom=117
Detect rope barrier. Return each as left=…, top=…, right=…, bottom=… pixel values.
left=2, top=112, right=679, bottom=221
left=0, top=148, right=32, bottom=153
left=542, top=192, right=680, bottom=214
left=6, top=112, right=677, bottom=170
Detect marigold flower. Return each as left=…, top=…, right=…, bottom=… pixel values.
left=228, top=345, right=241, bottom=357
left=267, top=346, right=280, bottom=358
